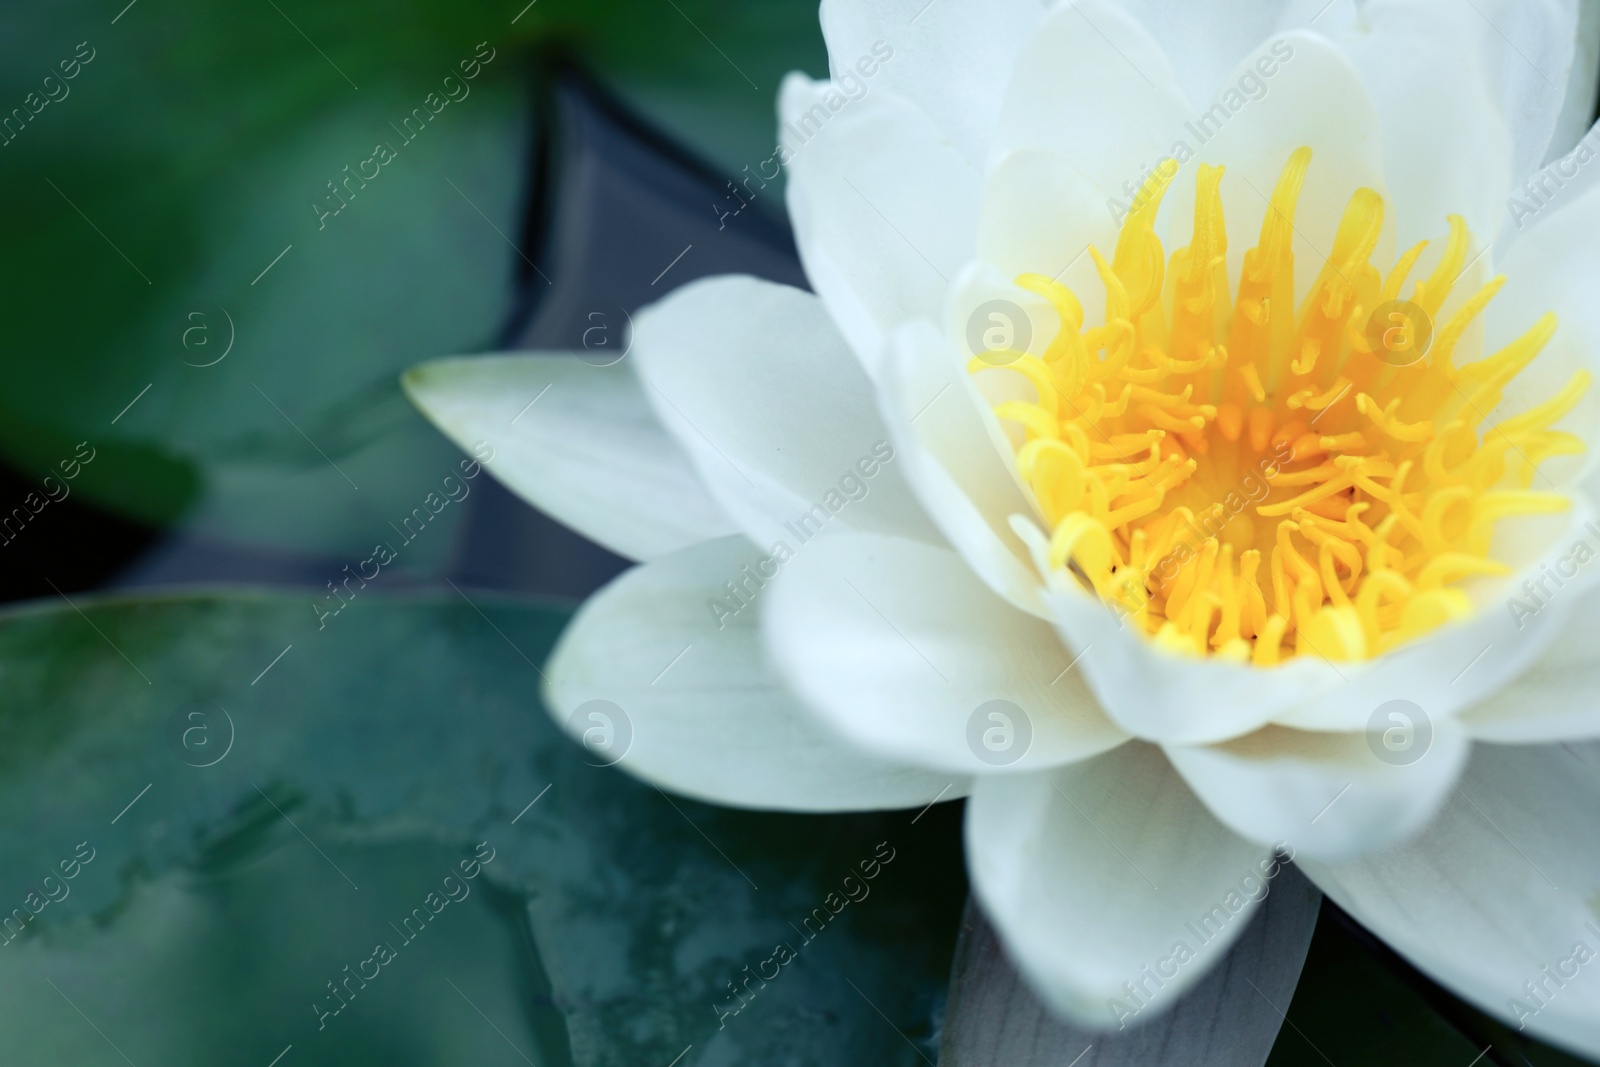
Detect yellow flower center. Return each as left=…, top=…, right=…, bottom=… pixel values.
left=976, top=148, right=1590, bottom=666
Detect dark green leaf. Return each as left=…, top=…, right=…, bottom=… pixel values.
left=0, top=591, right=964, bottom=1064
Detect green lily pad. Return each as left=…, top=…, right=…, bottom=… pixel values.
left=0, top=0, right=824, bottom=554
left=0, top=590, right=964, bottom=1065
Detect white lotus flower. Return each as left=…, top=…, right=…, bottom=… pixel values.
left=407, top=0, right=1600, bottom=1053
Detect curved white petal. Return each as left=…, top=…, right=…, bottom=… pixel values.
left=1548, top=5, right=1600, bottom=161
left=543, top=536, right=963, bottom=811
left=1039, top=576, right=1345, bottom=744
left=781, top=75, right=981, bottom=371
left=403, top=353, right=734, bottom=561
left=631, top=274, right=941, bottom=551
left=943, top=868, right=1321, bottom=1062
left=879, top=319, right=1048, bottom=618
left=1302, top=741, right=1600, bottom=1059
left=965, top=744, right=1278, bottom=1028
left=818, top=0, right=1043, bottom=166
left=1109, top=0, right=1338, bottom=109
left=761, top=531, right=1127, bottom=776
left=1165, top=722, right=1469, bottom=862
left=990, top=0, right=1192, bottom=198
left=1505, top=118, right=1600, bottom=246
left=1461, top=576, right=1600, bottom=741
left=1463, top=0, right=1580, bottom=184
left=1315, top=0, right=1513, bottom=247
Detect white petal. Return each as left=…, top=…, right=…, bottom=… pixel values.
left=1316, top=0, right=1513, bottom=247
left=1502, top=118, right=1600, bottom=247
left=818, top=0, right=1044, bottom=166
left=965, top=744, right=1278, bottom=1027
left=943, top=868, right=1321, bottom=1060
left=1302, top=741, right=1600, bottom=1058
left=1109, top=0, right=1340, bottom=108
left=761, top=531, right=1127, bottom=776
left=403, top=353, right=734, bottom=561
left=631, top=274, right=941, bottom=550
left=781, top=75, right=981, bottom=370
left=1462, top=0, right=1580, bottom=184
left=1549, top=5, right=1600, bottom=160
left=879, top=319, right=1048, bottom=617
left=1462, top=574, right=1600, bottom=742
left=978, top=150, right=1114, bottom=291
left=543, top=535, right=963, bottom=811
left=990, top=0, right=1191, bottom=199
left=1165, top=722, right=1470, bottom=862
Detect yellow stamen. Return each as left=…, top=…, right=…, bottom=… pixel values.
left=974, top=149, right=1586, bottom=665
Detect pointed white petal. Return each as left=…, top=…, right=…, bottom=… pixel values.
left=781, top=75, right=981, bottom=370
left=818, top=0, right=1044, bottom=166
left=403, top=353, right=734, bottom=561
left=543, top=536, right=963, bottom=811
left=965, top=745, right=1278, bottom=1027
left=761, top=531, right=1127, bottom=776
left=1302, top=741, right=1600, bottom=1059
left=1165, top=722, right=1470, bottom=862
left=631, top=274, right=941, bottom=551
left=942, top=868, right=1320, bottom=1062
